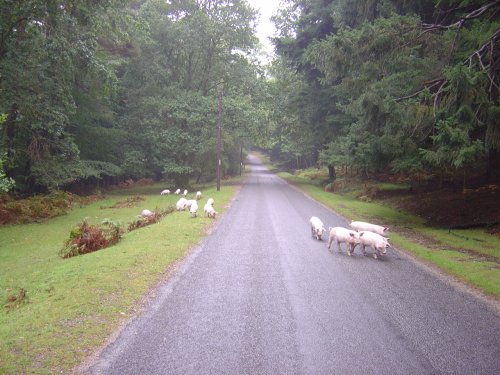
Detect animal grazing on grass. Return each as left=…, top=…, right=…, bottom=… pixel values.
left=141, top=209, right=154, bottom=218
left=204, top=198, right=217, bottom=218
left=184, top=199, right=197, bottom=209
left=182, top=189, right=188, bottom=197
left=176, top=198, right=187, bottom=211
left=196, top=191, right=202, bottom=200
left=160, top=189, right=170, bottom=195
left=190, top=200, right=198, bottom=217
left=174, top=189, right=181, bottom=195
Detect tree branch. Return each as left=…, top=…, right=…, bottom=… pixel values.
left=465, top=28, right=500, bottom=94
left=421, top=1, right=500, bottom=31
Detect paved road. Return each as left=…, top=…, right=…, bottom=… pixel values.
left=88, top=155, right=500, bottom=375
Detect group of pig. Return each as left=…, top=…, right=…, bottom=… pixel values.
left=309, top=217, right=390, bottom=259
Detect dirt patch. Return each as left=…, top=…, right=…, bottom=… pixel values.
left=378, top=184, right=500, bottom=231
left=102, top=195, right=145, bottom=209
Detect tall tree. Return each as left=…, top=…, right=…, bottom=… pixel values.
left=0, top=0, right=133, bottom=192
left=271, top=0, right=500, bottom=184
left=115, top=0, right=266, bottom=186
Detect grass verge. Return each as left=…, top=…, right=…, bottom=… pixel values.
left=275, top=169, right=500, bottom=298
left=0, top=182, right=238, bottom=374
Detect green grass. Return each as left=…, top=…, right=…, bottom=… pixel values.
left=0, top=182, right=238, bottom=374
left=277, top=170, right=500, bottom=298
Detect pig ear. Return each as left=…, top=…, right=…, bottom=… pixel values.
left=384, top=227, right=389, bottom=231
left=359, top=232, right=364, bottom=237
left=349, top=233, right=354, bottom=237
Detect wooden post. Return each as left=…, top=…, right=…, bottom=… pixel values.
left=239, top=142, right=243, bottom=176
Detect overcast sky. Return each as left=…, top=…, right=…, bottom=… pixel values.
left=247, top=0, right=281, bottom=61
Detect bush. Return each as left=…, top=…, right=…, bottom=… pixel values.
left=60, top=219, right=122, bottom=258
left=127, top=206, right=175, bottom=231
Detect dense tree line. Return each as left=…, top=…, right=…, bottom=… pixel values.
left=0, top=0, right=269, bottom=193
left=1, top=0, right=498, bottom=194
left=269, top=0, right=499, bottom=187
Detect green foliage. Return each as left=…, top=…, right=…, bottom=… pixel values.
left=0, top=153, right=14, bottom=193
left=271, top=0, right=500, bottom=182
left=0, top=0, right=137, bottom=193
left=78, top=160, right=122, bottom=179
left=113, top=0, right=266, bottom=183
left=0, top=0, right=271, bottom=193
left=420, top=119, right=484, bottom=171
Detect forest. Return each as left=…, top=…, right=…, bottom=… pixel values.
left=1, top=0, right=499, bottom=194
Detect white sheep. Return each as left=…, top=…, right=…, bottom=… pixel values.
left=328, top=227, right=361, bottom=256
left=358, top=231, right=390, bottom=259
left=350, top=221, right=388, bottom=236
left=182, top=189, right=188, bottom=197
left=160, top=189, right=170, bottom=195
left=196, top=191, right=202, bottom=200
left=176, top=197, right=187, bottom=211
left=189, top=200, right=198, bottom=217
left=184, top=199, right=197, bottom=209
left=204, top=198, right=216, bottom=218
left=141, top=209, right=154, bottom=218
left=174, top=188, right=181, bottom=195
left=206, top=206, right=217, bottom=218
left=310, top=216, right=326, bottom=240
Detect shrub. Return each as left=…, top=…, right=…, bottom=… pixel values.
left=127, top=206, right=175, bottom=232
left=60, top=219, right=122, bottom=258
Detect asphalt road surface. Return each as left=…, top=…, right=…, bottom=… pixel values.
left=87, top=155, right=500, bottom=375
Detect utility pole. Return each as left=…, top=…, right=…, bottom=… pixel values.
left=216, top=85, right=223, bottom=191
left=239, top=142, right=243, bottom=176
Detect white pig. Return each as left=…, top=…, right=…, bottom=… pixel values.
left=350, top=221, right=388, bottom=236
left=328, top=227, right=361, bottom=256
left=358, top=231, right=390, bottom=259
left=310, top=216, right=326, bottom=240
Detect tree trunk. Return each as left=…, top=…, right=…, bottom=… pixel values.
left=4, top=104, right=18, bottom=162
left=327, top=163, right=336, bottom=181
